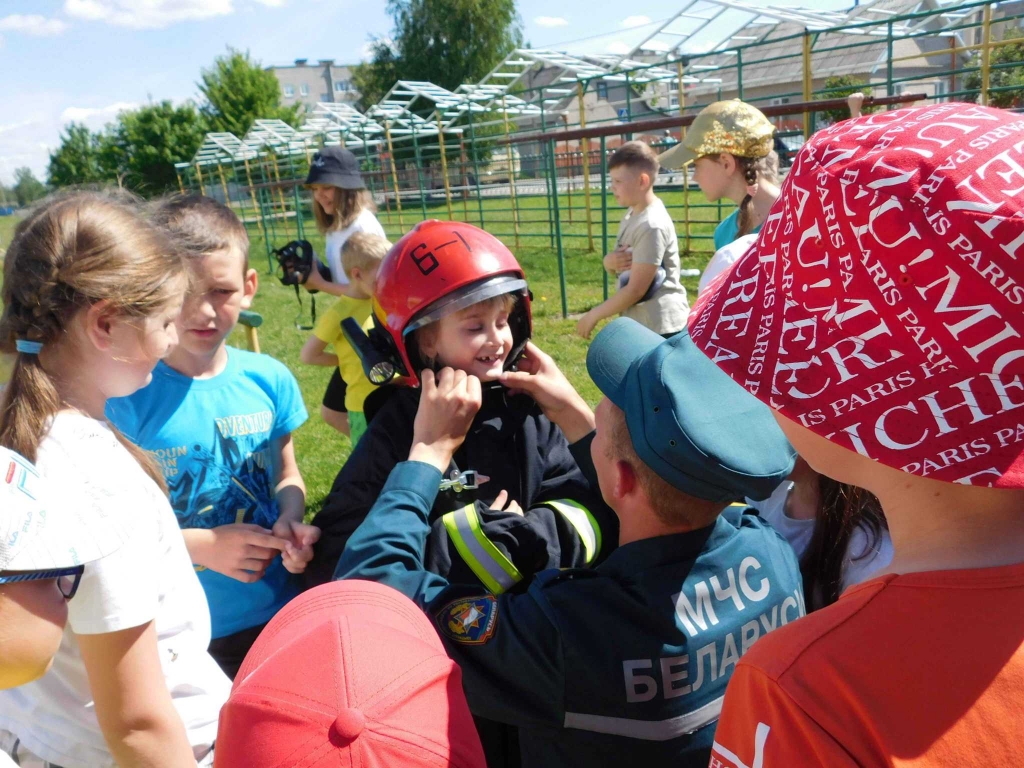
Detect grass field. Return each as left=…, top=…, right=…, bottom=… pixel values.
left=1, top=189, right=722, bottom=515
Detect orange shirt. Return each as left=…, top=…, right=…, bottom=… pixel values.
left=709, top=563, right=1024, bottom=767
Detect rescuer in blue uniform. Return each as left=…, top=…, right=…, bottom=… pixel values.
left=335, top=319, right=804, bottom=767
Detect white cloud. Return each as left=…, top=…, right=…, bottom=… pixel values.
left=60, top=101, right=139, bottom=123
left=534, top=16, right=568, bottom=28
left=250, top=0, right=286, bottom=5
left=63, top=0, right=233, bottom=29
left=606, top=40, right=632, bottom=55
left=0, top=14, right=68, bottom=35
left=0, top=119, right=40, bottom=135
left=621, top=15, right=651, bottom=29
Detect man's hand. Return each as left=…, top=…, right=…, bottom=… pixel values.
left=500, top=341, right=595, bottom=442
left=409, top=368, right=482, bottom=471
left=272, top=519, right=321, bottom=574
left=603, top=249, right=632, bottom=274
left=576, top=309, right=601, bottom=340
left=489, top=489, right=523, bottom=516
left=187, top=524, right=288, bottom=583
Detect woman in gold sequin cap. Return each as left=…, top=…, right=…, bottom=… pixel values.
left=658, top=100, right=779, bottom=255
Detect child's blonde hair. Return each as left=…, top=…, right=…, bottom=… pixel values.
left=0, top=191, right=186, bottom=489
left=341, top=232, right=390, bottom=278
left=313, top=187, right=376, bottom=234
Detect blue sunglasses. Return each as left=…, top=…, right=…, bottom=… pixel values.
left=0, top=565, right=85, bottom=600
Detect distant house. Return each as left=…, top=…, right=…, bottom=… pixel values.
left=268, top=59, right=360, bottom=113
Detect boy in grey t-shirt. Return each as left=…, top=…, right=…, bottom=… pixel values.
left=577, top=141, right=689, bottom=338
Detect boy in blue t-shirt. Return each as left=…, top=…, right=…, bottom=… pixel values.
left=108, top=196, right=314, bottom=678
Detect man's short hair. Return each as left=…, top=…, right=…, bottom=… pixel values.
left=608, top=140, right=660, bottom=181
left=606, top=402, right=727, bottom=527
left=151, top=194, right=250, bottom=270
left=341, top=232, right=391, bottom=277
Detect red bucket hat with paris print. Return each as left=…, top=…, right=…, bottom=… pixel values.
left=688, top=103, right=1024, bottom=488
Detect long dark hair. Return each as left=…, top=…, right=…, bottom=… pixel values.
left=801, top=478, right=887, bottom=611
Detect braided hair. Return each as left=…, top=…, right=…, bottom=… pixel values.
left=0, top=191, right=187, bottom=490
left=735, top=152, right=777, bottom=239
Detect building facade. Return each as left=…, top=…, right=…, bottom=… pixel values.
left=268, top=59, right=359, bottom=113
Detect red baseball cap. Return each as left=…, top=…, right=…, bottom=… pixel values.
left=214, top=580, right=486, bottom=768
left=689, top=103, right=1024, bottom=488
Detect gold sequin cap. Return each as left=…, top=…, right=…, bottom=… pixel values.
left=658, top=100, right=775, bottom=169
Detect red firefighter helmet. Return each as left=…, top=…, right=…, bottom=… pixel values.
left=365, top=220, right=532, bottom=387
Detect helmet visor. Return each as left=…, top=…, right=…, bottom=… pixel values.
left=404, top=275, right=528, bottom=336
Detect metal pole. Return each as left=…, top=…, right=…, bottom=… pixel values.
left=411, top=119, right=428, bottom=221
left=384, top=120, right=404, bottom=228
left=540, top=85, right=554, bottom=247
left=625, top=72, right=633, bottom=140
left=564, top=114, right=573, bottom=224
left=436, top=115, right=454, bottom=220
left=678, top=61, right=691, bottom=256
left=217, top=163, right=230, bottom=206
left=269, top=153, right=290, bottom=238
left=194, top=163, right=207, bottom=196
left=950, top=36, right=956, bottom=101
left=501, top=96, right=521, bottom=248
left=175, top=170, right=185, bottom=195
left=577, top=82, right=594, bottom=252
left=600, top=134, right=609, bottom=301
left=547, top=139, right=568, bottom=319
left=886, top=21, right=894, bottom=98
left=459, top=138, right=470, bottom=222
left=982, top=3, right=993, bottom=106
left=256, top=185, right=273, bottom=270
left=802, top=29, right=812, bottom=140
left=736, top=49, right=744, bottom=101
left=242, top=157, right=259, bottom=225
left=466, top=106, right=486, bottom=228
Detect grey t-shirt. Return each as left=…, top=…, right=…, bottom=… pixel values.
left=615, top=198, right=689, bottom=334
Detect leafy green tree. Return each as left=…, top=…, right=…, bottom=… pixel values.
left=964, top=24, right=1024, bottom=107
left=198, top=48, right=301, bottom=136
left=13, top=168, right=47, bottom=206
left=815, top=75, right=878, bottom=125
left=47, top=123, right=110, bottom=187
left=353, top=0, right=523, bottom=109
left=101, top=101, right=208, bottom=194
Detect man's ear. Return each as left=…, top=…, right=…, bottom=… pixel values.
left=613, top=458, right=639, bottom=502
left=82, top=300, right=118, bottom=352
left=241, top=268, right=258, bottom=310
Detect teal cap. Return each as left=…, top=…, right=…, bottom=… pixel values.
left=586, top=319, right=795, bottom=502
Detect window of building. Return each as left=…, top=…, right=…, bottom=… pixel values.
left=300, top=83, right=309, bottom=96
left=334, top=80, right=350, bottom=93
left=596, top=81, right=609, bottom=100
left=284, top=84, right=294, bottom=97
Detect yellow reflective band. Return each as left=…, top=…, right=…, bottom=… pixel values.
left=442, top=504, right=523, bottom=595
left=539, top=499, right=601, bottom=565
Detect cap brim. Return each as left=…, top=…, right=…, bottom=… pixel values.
left=303, top=172, right=365, bottom=190
left=1, top=448, right=127, bottom=571
left=657, top=142, right=695, bottom=170
left=587, top=318, right=666, bottom=411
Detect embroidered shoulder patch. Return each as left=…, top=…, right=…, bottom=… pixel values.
left=436, top=595, right=498, bottom=645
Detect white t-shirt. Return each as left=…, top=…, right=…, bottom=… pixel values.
left=748, top=480, right=893, bottom=590
left=324, top=208, right=386, bottom=284
left=0, top=413, right=230, bottom=768
left=698, top=234, right=758, bottom=297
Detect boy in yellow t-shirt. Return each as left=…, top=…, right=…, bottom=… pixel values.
left=300, top=232, right=390, bottom=444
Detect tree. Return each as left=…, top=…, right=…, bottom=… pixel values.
left=47, top=123, right=109, bottom=187
left=964, top=24, right=1024, bottom=107
left=198, top=48, right=301, bottom=136
left=353, top=0, right=523, bottom=109
left=815, top=75, right=878, bottom=125
left=13, top=168, right=46, bottom=206
left=102, top=101, right=207, bottom=194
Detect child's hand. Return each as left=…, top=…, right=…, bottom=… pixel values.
left=409, top=368, right=482, bottom=471
left=603, top=249, right=632, bottom=274
left=302, top=265, right=327, bottom=293
left=195, top=524, right=288, bottom=583
left=576, top=310, right=600, bottom=339
left=847, top=92, right=865, bottom=119
left=271, top=520, right=321, bottom=574
left=489, top=489, right=523, bottom=516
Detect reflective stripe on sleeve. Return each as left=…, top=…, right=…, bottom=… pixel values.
left=538, top=499, right=602, bottom=565
left=563, top=695, right=723, bottom=741
left=442, top=503, right=523, bottom=595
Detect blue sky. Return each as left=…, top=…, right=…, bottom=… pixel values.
left=0, top=0, right=854, bottom=185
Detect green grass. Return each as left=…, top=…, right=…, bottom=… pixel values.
left=0, top=214, right=20, bottom=257
left=243, top=189, right=719, bottom=515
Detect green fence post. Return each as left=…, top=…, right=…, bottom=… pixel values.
left=737, top=49, right=744, bottom=100
left=886, top=21, right=894, bottom=97
left=545, top=139, right=568, bottom=318
left=625, top=71, right=634, bottom=140
left=540, top=87, right=555, bottom=247
left=466, top=105, right=486, bottom=228
left=600, top=135, right=609, bottom=301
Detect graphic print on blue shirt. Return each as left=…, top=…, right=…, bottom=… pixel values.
left=106, top=348, right=308, bottom=638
